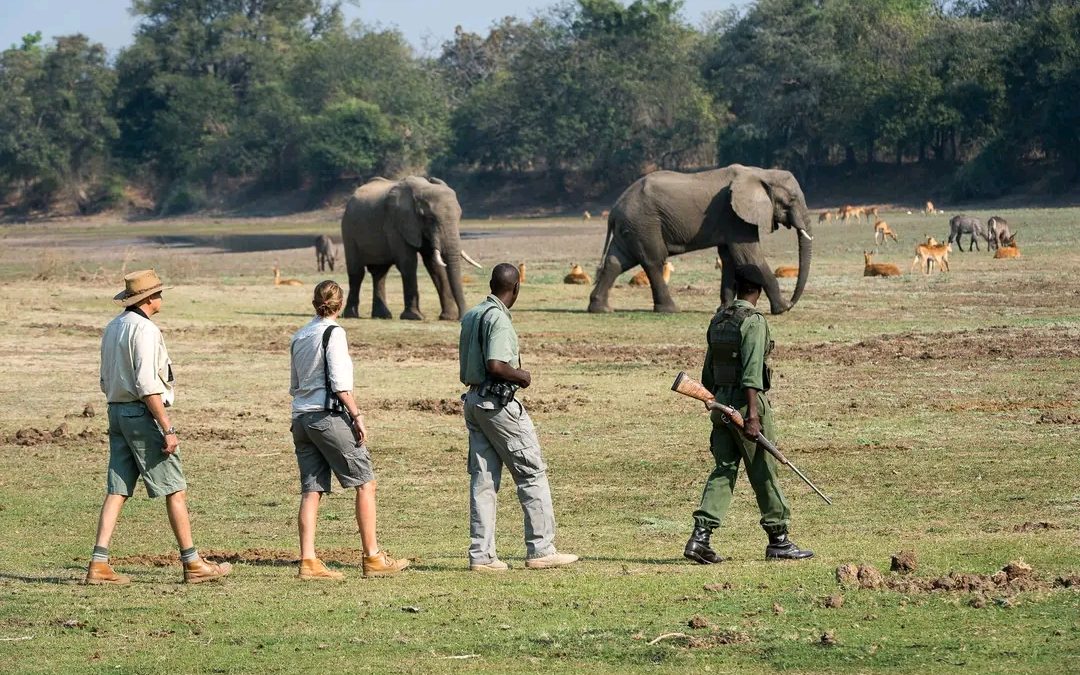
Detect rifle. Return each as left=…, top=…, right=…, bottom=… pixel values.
left=671, top=371, right=832, bottom=505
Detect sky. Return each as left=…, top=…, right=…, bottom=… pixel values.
left=0, top=0, right=744, bottom=57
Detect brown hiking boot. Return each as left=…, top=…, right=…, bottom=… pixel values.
left=362, top=550, right=410, bottom=578
left=183, top=557, right=233, bottom=584
left=85, top=561, right=131, bottom=586
left=298, top=558, right=344, bottom=581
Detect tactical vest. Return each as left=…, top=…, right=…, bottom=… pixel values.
left=707, top=304, right=774, bottom=391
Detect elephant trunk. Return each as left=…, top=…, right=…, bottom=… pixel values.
left=440, top=237, right=467, bottom=318
left=790, top=220, right=812, bottom=308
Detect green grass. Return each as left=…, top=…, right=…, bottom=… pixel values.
left=0, top=206, right=1078, bottom=673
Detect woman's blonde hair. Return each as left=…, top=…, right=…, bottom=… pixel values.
left=312, top=280, right=344, bottom=317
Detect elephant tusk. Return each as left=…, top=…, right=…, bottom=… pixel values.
left=799, top=229, right=814, bottom=242
left=461, top=250, right=483, bottom=268
left=433, top=249, right=447, bottom=268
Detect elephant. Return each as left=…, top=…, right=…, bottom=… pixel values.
left=587, top=164, right=813, bottom=315
left=314, top=234, right=337, bottom=272
left=341, top=176, right=482, bottom=320
left=987, top=216, right=1012, bottom=250
left=947, top=215, right=988, bottom=252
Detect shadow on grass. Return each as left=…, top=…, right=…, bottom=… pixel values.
left=0, top=572, right=80, bottom=585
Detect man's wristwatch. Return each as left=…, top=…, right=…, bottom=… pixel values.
left=163, top=426, right=177, bottom=436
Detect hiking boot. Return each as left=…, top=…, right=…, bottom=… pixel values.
left=684, top=526, right=723, bottom=565
left=362, top=550, right=410, bottom=578
left=85, top=561, right=131, bottom=586
left=470, top=559, right=510, bottom=572
left=183, top=557, right=233, bottom=584
left=524, top=552, right=579, bottom=569
left=298, top=558, right=344, bottom=581
left=766, top=533, right=814, bottom=560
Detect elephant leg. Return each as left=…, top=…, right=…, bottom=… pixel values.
left=588, top=243, right=632, bottom=313
left=397, top=255, right=424, bottom=321
left=328, top=256, right=335, bottom=272
left=369, top=265, right=393, bottom=319
left=729, top=242, right=789, bottom=315
left=719, top=248, right=736, bottom=307
left=344, top=257, right=364, bottom=319
left=420, top=250, right=457, bottom=321
left=644, top=261, right=677, bottom=313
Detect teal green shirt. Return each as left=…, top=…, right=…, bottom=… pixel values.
left=459, top=295, right=520, bottom=385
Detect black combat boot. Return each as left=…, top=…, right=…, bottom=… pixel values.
left=765, top=533, right=814, bottom=560
left=684, top=526, right=723, bottom=564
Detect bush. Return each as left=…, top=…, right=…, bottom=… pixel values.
left=158, top=182, right=206, bottom=216
left=949, top=138, right=1016, bottom=201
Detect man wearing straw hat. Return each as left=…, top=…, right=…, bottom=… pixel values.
left=85, top=269, right=233, bottom=585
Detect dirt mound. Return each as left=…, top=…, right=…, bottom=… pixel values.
left=781, top=326, right=1078, bottom=366
left=374, top=398, right=463, bottom=416
left=891, top=550, right=918, bottom=573
left=1036, top=411, right=1080, bottom=425
left=838, top=560, right=1049, bottom=594
left=1013, top=521, right=1058, bottom=532
left=9, top=425, right=98, bottom=446
left=113, top=547, right=367, bottom=568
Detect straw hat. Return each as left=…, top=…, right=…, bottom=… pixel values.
left=113, top=269, right=170, bottom=307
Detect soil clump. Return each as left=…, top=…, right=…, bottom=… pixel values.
left=891, top=550, right=918, bottom=573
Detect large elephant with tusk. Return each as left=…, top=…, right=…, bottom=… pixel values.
left=588, top=164, right=813, bottom=315
left=341, top=176, right=482, bottom=320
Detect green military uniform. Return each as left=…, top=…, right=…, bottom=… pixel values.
left=693, top=299, right=791, bottom=534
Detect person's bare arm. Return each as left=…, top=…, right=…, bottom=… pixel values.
left=335, top=390, right=368, bottom=445
left=742, top=388, right=761, bottom=441
left=142, top=393, right=179, bottom=455
left=486, top=359, right=531, bottom=388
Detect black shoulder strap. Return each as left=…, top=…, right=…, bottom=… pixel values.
left=321, top=325, right=344, bottom=413
left=477, top=305, right=499, bottom=363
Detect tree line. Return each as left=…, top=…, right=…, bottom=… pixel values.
left=1, top=0, right=1077, bottom=215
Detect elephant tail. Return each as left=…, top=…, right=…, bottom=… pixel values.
left=596, top=214, right=616, bottom=276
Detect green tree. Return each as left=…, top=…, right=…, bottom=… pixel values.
left=0, top=34, right=116, bottom=209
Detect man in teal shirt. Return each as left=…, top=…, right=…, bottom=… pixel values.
left=458, top=264, right=578, bottom=571
left=685, top=264, right=813, bottom=564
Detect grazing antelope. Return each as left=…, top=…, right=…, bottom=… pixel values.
left=839, top=205, right=863, bottom=223
left=628, top=261, right=674, bottom=287
left=994, top=233, right=1020, bottom=259
left=600, top=209, right=610, bottom=219
left=912, top=240, right=952, bottom=274
left=774, top=265, right=799, bottom=278
left=314, top=234, right=337, bottom=272
left=518, top=262, right=527, bottom=283
left=273, top=264, right=304, bottom=287
left=987, top=216, right=1012, bottom=249
left=564, top=263, right=592, bottom=285
left=863, top=251, right=901, bottom=277
left=867, top=206, right=880, bottom=220
left=873, top=219, right=898, bottom=245
left=582, top=210, right=592, bottom=221
left=818, top=211, right=833, bottom=223
left=924, top=200, right=936, bottom=215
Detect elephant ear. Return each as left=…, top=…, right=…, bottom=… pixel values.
left=730, top=173, right=776, bottom=232
left=386, top=183, right=425, bottom=250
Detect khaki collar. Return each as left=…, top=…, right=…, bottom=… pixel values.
left=485, top=294, right=511, bottom=319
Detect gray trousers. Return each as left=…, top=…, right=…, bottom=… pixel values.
left=463, top=390, right=556, bottom=564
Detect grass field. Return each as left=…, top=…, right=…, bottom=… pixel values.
left=0, top=206, right=1077, bottom=673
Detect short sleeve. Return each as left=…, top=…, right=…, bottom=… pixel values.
left=325, top=326, right=354, bottom=393
left=483, top=313, right=516, bottom=364
left=132, top=324, right=166, bottom=398
left=739, top=314, right=767, bottom=391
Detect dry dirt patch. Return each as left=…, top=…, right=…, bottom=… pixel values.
left=780, top=326, right=1078, bottom=366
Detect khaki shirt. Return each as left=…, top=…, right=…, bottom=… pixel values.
left=100, top=309, right=175, bottom=405
left=459, top=295, right=519, bottom=385
left=702, top=299, right=770, bottom=393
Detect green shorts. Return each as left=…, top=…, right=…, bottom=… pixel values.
left=106, top=402, right=187, bottom=498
